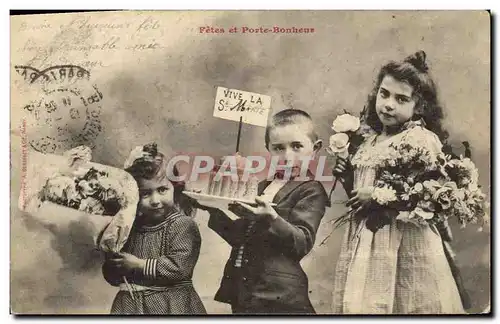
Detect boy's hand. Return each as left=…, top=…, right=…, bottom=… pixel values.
left=108, top=252, right=146, bottom=274
left=189, top=189, right=219, bottom=212
left=192, top=200, right=216, bottom=212
left=229, top=197, right=279, bottom=222
left=346, top=186, right=374, bottom=210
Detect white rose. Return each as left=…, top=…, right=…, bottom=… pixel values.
left=331, top=114, right=361, bottom=133
left=326, top=133, right=350, bottom=159
left=372, top=187, right=397, bottom=205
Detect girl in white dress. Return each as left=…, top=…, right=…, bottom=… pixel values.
left=331, top=51, right=466, bottom=314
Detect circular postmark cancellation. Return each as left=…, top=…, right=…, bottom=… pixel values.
left=15, top=65, right=91, bottom=85
left=15, top=65, right=103, bottom=154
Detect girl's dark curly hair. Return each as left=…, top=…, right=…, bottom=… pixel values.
left=125, top=143, right=195, bottom=217
left=362, top=50, right=449, bottom=142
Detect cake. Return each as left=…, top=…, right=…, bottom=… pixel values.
left=204, top=153, right=259, bottom=200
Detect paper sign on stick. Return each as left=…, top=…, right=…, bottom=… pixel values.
left=213, top=87, right=272, bottom=127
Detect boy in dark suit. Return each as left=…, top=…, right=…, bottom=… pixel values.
left=204, top=109, right=329, bottom=314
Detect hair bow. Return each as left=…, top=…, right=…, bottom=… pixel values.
left=123, top=145, right=150, bottom=170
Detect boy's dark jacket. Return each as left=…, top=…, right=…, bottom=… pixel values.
left=208, top=176, right=329, bottom=313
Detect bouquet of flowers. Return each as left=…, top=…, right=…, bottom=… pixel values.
left=333, top=139, right=489, bottom=234
left=19, top=146, right=139, bottom=253
left=40, top=167, right=124, bottom=216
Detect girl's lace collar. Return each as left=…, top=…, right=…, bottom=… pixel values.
left=402, top=118, right=425, bottom=131
left=385, top=118, right=425, bottom=135
left=351, top=118, right=426, bottom=168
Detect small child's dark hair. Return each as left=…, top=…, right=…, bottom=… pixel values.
left=363, top=50, right=449, bottom=142
left=265, top=109, right=319, bottom=148
left=125, top=143, right=195, bottom=217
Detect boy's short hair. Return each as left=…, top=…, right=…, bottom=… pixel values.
left=265, top=109, right=319, bottom=148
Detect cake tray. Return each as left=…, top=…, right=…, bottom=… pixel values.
left=183, top=191, right=277, bottom=209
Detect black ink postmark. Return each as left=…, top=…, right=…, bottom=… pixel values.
left=15, top=65, right=91, bottom=85
left=15, top=64, right=103, bottom=154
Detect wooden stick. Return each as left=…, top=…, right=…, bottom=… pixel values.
left=236, top=116, right=243, bottom=153
left=122, top=276, right=135, bottom=301
left=328, top=177, right=339, bottom=201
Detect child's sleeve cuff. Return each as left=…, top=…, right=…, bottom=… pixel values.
left=143, top=258, right=157, bottom=280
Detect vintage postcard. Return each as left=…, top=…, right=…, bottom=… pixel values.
left=10, top=10, right=491, bottom=315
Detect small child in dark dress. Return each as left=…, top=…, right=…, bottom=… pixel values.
left=102, top=143, right=206, bottom=314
